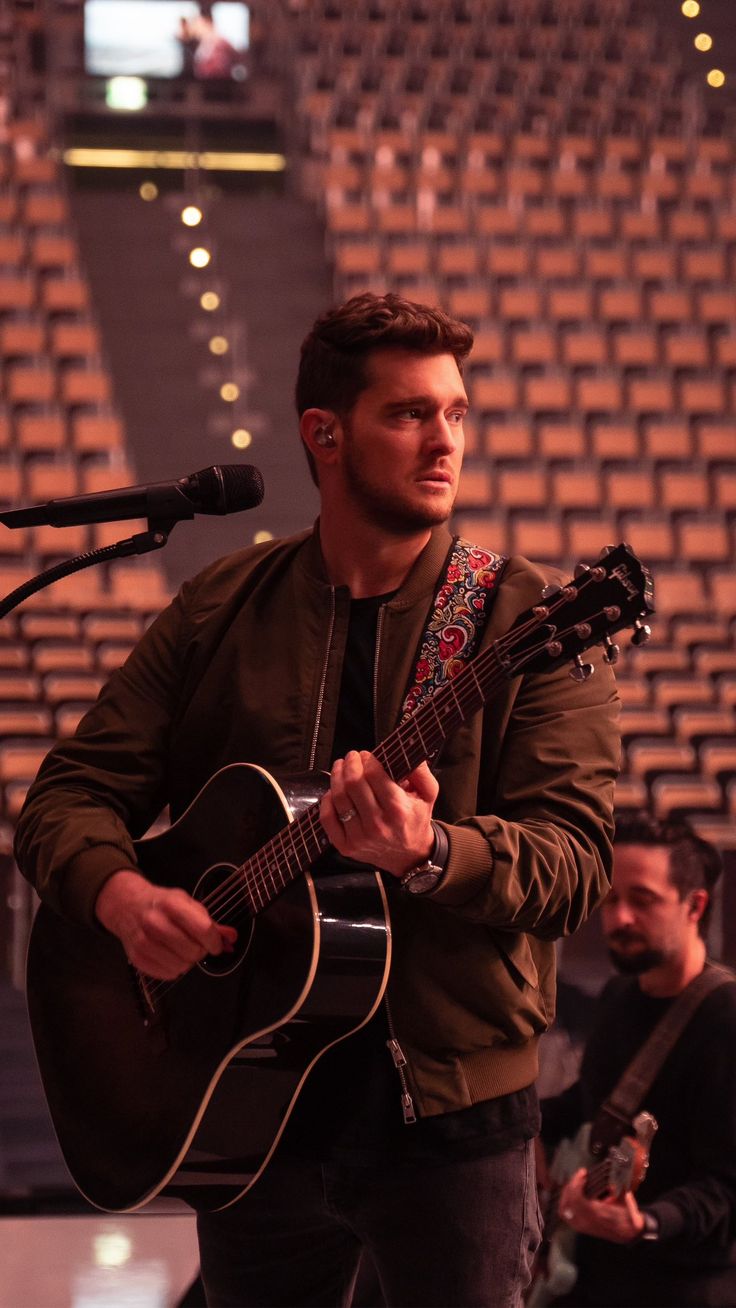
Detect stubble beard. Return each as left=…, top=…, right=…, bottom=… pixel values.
left=607, top=943, right=667, bottom=975
left=341, top=425, right=453, bottom=536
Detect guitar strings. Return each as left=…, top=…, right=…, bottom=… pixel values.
left=150, top=595, right=612, bottom=988
left=583, top=1155, right=624, bottom=1199
left=142, top=573, right=626, bottom=1000
left=144, top=598, right=617, bottom=1002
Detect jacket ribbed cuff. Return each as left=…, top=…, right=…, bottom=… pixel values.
left=428, top=822, right=493, bottom=906
left=60, top=843, right=141, bottom=930
left=642, top=1199, right=686, bottom=1242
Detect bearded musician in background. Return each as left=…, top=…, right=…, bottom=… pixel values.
left=539, top=813, right=736, bottom=1308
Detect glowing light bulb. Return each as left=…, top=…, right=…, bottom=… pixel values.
left=139, top=181, right=158, bottom=201
left=209, top=336, right=229, bottom=355
left=189, top=246, right=211, bottom=268
left=220, top=382, right=240, bottom=402
left=181, top=204, right=203, bottom=226
left=694, top=32, right=713, bottom=51
left=681, top=1, right=700, bottom=16
left=200, top=291, right=220, bottom=311
left=231, top=428, right=252, bottom=449
left=707, top=68, right=726, bottom=87
left=106, top=76, right=147, bottom=111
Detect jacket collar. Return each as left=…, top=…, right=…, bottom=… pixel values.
left=296, top=519, right=455, bottom=609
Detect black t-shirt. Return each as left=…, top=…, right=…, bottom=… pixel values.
left=282, top=592, right=539, bottom=1165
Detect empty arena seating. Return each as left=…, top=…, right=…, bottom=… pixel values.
left=272, top=0, right=736, bottom=843
left=0, top=82, right=170, bottom=827
left=1, top=0, right=734, bottom=848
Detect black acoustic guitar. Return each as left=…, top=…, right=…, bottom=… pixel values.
left=26, top=544, right=653, bottom=1213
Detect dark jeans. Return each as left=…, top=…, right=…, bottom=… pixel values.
left=196, top=1139, right=541, bottom=1308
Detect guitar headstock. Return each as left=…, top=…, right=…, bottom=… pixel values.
left=498, top=544, right=655, bottom=681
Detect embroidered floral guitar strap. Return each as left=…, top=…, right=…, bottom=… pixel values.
left=400, top=538, right=508, bottom=753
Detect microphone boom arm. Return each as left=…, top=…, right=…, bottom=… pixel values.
left=0, top=518, right=176, bottom=622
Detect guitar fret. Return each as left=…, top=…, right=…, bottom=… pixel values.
left=276, top=827, right=292, bottom=877
left=396, top=733, right=412, bottom=773
left=448, top=681, right=466, bottom=721
left=427, top=695, right=446, bottom=743
left=295, top=815, right=313, bottom=863
left=306, top=808, right=330, bottom=857
left=410, top=719, right=431, bottom=761
left=244, top=859, right=266, bottom=911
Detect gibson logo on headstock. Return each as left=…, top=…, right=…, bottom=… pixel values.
left=610, top=563, right=639, bottom=599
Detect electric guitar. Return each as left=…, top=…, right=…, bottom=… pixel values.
left=528, top=1111, right=658, bottom=1307
left=26, top=544, right=653, bottom=1213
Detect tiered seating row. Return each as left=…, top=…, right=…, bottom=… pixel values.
left=289, top=0, right=682, bottom=139
left=0, top=609, right=153, bottom=820
left=0, top=97, right=171, bottom=831
left=274, top=0, right=736, bottom=839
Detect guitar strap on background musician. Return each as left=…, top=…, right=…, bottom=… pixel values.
left=400, top=537, right=509, bottom=752
left=590, top=962, right=735, bottom=1157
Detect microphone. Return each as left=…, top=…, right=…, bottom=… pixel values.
left=0, top=464, right=265, bottom=528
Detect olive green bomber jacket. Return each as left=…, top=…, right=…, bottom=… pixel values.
left=15, top=524, right=621, bottom=1117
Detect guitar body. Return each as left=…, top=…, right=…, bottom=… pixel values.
left=26, top=763, right=391, bottom=1213
left=528, top=1114, right=656, bottom=1308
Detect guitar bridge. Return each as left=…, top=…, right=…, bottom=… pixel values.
left=130, top=967, right=170, bottom=1050
left=131, top=965, right=157, bottom=1023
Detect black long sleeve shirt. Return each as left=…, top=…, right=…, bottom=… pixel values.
left=541, top=968, right=736, bottom=1304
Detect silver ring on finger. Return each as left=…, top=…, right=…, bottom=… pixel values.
left=338, top=807, right=357, bottom=824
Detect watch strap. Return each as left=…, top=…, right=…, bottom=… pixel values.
left=429, top=820, right=449, bottom=871
left=635, top=1211, right=659, bottom=1243
left=400, top=824, right=449, bottom=894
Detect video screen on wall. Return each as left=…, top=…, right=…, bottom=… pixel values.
left=84, top=0, right=250, bottom=80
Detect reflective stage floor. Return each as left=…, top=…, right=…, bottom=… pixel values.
left=0, top=1211, right=200, bottom=1308
left=0, top=978, right=201, bottom=1307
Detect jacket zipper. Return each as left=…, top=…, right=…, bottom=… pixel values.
left=374, top=602, right=417, bottom=1126
left=308, top=587, right=336, bottom=771
left=386, top=1024, right=417, bottom=1124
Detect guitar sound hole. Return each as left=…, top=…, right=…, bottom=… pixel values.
left=194, top=862, right=254, bottom=977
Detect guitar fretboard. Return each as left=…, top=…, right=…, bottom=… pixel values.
left=223, top=545, right=649, bottom=920
left=237, top=641, right=506, bottom=914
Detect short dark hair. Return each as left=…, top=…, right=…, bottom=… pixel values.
left=614, top=811, right=722, bottom=937
left=295, top=292, right=474, bottom=483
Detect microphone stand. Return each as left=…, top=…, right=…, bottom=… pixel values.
left=0, top=518, right=176, bottom=621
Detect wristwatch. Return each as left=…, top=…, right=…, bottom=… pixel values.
left=637, top=1211, right=660, bottom=1243
left=400, top=822, right=448, bottom=895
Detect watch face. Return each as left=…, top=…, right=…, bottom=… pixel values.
left=641, top=1214, right=659, bottom=1241
left=406, top=870, right=441, bottom=894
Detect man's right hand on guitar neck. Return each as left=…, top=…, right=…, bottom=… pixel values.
left=95, top=869, right=237, bottom=979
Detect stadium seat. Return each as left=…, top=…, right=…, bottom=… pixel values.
left=651, top=774, right=723, bottom=818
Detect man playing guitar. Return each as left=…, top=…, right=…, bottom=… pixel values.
left=15, top=293, right=623, bottom=1308
left=538, top=814, right=736, bottom=1307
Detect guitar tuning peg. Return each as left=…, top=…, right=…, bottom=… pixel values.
left=597, top=544, right=616, bottom=558
left=574, top=562, right=591, bottom=579
left=541, top=582, right=562, bottom=601
left=603, top=636, right=620, bottom=665
left=631, top=620, right=652, bottom=647
left=569, top=655, right=595, bottom=682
